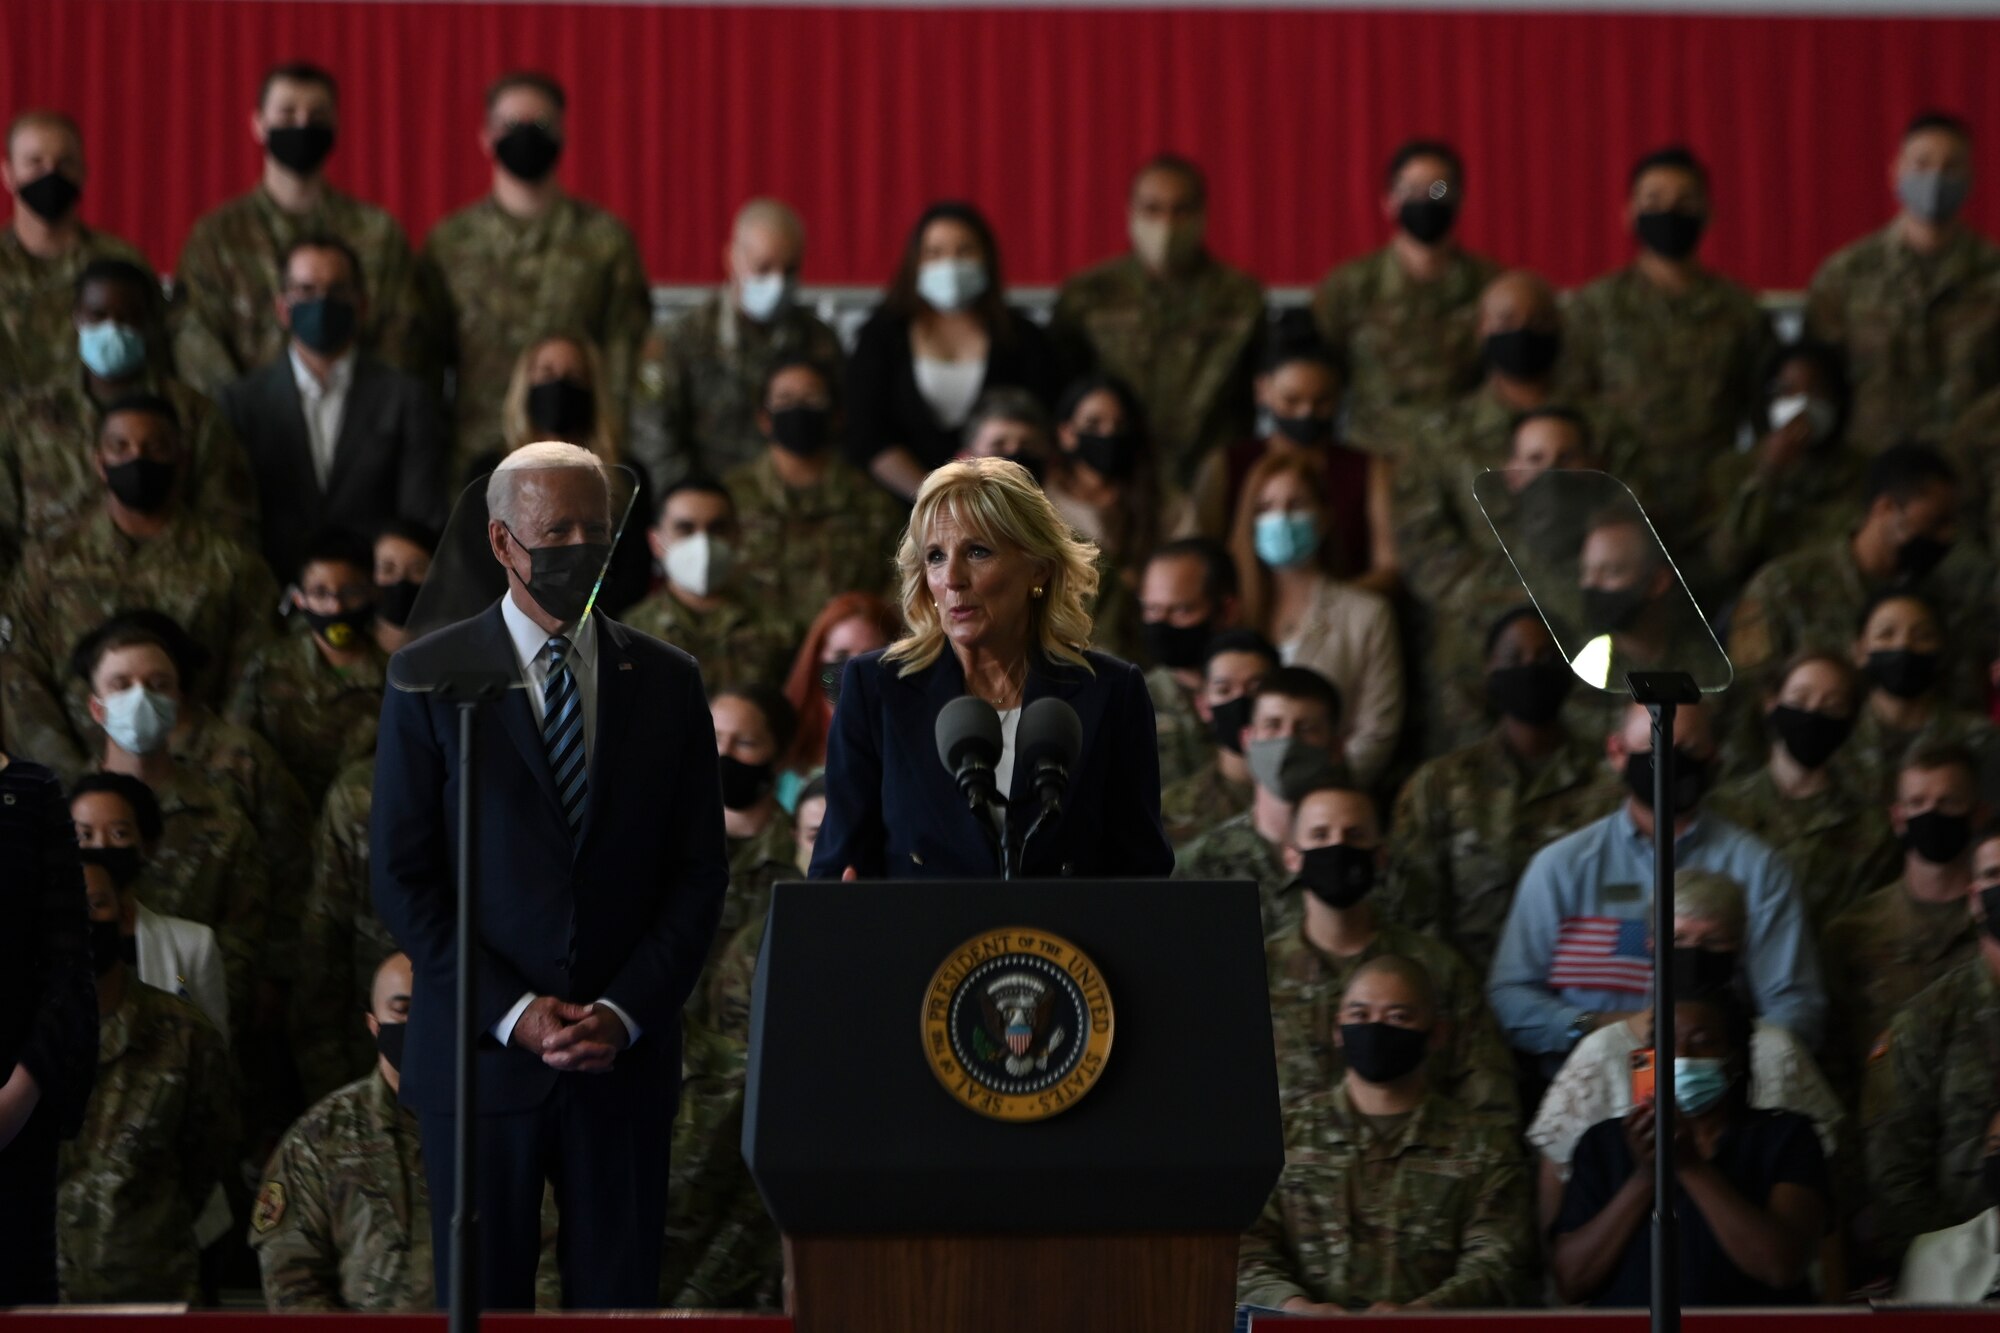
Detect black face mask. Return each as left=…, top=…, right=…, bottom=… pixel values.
left=1298, top=844, right=1376, bottom=910
left=1768, top=705, right=1854, bottom=770
left=1143, top=619, right=1212, bottom=673
left=1981, top=885, right=2000, bottom=944
left=105, top=457, right=177, bottom=513
left=266, top=124, right=336, bottom=175
left=1902, top=809, right=1973, bottom=865
left=1074, top=431, right=1139, bottom=481
left=1623, top=746, right=1712, bottom=814
left=495, top=124, right=562, bottom=182
left=78, top=843, right=143, bottom=889
left=819, top=657, right=848, bottom=706
left=1487, top=661, right=1574, bottom=724
left=1670, top=945, right=1739, bottom=998
left=1399, top=198, right=1457, bottom=246
left=1635, top=210, right=1705, bottom=261
left=376, top=578, right=423, bottom=628
left=1340, top=1021, right=1430, bottom=1086
left=1272, top=414, right=1335, bottom=447
left=1896, top=532, right=1952, bottom=583
left=718, top=753, right=774, bottom=811
left=527, top=378, right=596, bottom=437
left=89, top=918, right=123, bottom=977
left=374, top=1021, right=407, bottom=1074
left=770, top=406, right=832, bottom=457
left=1583, top=583, right=1652, bottom=636
left=1209, top=695, right=1253, bottom=755
left=504, top=526, right=612, bottom=625
left=302, top=604, right=376, bottom=651
left=17, top=170, right=80, bottom=223
left=288, top=297, right=358, bottom=356
left=1866, top=649, right=1940, bottom=701
left=1483, top=328, right=1561, bottom=380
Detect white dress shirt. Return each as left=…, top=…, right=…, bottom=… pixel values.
left=492, top=591, right=640, bottom=1048
left=289, top=346, right=356, bottom=492
left=133, top=902, right=230, bottom=1047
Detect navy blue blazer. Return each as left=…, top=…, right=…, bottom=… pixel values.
left=809, top=646, right=1174, bottom=881
left=370, top=601, right=728, bottom=1115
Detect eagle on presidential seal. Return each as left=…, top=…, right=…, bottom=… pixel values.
left=973, top=971, right=1067, bottom=1076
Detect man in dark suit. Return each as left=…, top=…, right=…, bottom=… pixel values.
left=371, top=442, right=727, bottom=1309
left=218, top=234, right=447, bottom=582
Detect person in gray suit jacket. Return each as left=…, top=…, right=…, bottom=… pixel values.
left=218, top=234, right=448, bottom=582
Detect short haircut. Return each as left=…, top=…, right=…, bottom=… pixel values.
left=374, top=516, right=440, bottom=556
left=1345, top=954, right=1438, bottom=1025
left=1628, top=144, right=1709, bottom=194
left=1132, top=152, right=1207, bottom=207
left=732, top=197, right=805, bottom=250
left=1257, top=332, right=1341, bottom=381
left=485, top=440, right=606, bottom=531
left=1773, top=649, right=1862, bottom=707
left=280, top=233, right=366, bottom=298
left=1384, top=138, right=1463, bottom=193
left=1864, top=442, right=1957, bottom=508
left=98, top=392, right=179, bottom=436
left=1906, top=110, right=1973, bottom=143
left=1054, top=373, right=1147, bottom=441
left=1149, top=536, right=1237, bottom=607
left=1251, top=664, right=1344, bottom=728
left=1900, top=741, right=1979, bottom=789
left=259, top=61, right=338, bottom=108
left=1673, top=978, right=1754, bottom=1063
left=1673, top=869, right=1747, bottom=938
left=69, top=608, right=208, bottom=688
left=296, top=528, right=375, bottom=584
left=74, top=257, right=157, bottom=308
left=1510, top=405, right=1594, bottom=456
left=657, top=475, right=733, bottom=519
left=715, top=683, right=800, bottom=758
left=1856, top=586, right=1940, bottom=638
left=6, top=108, right=81, bottom=155
left=961, top=388, right=1051, bottom=448
left=1290, top=782, right=1379, bottom=833
left=760, top=355, right=837, bottom=410
left=1202, top=628, right=1280, bottom=674
left=1759, top=339, right=1851, bottom=433
left=1483, top=604, right=1548, bottom=661
left=70, top=770, right=165, bottom=843
left=486, top=70, right=566, bottom=113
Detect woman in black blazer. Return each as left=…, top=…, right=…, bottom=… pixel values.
left=844, top=202, right=1060, bottom=500
left=810, top=457, right=1173, bottom=881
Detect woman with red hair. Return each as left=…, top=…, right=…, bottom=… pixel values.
left=782, top=592, right=904, bottom=774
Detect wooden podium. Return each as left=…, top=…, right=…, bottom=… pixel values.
left=742, top=880, right=1283, bottom=1333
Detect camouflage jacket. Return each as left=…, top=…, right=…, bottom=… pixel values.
left=621, top=586, right=798, bottom=692
left=174, top=703, right=316, bottom=951
left=1944, top=384, right=2000, bottom=552
left=294, top=757, right=394, bottom=1103
left=1829, top=702, right=1996, bottom=805
left=1050, top=252, right=1264, bottom=489
left=226, top=619, right=386, bottom=806
left=1145, top=664, right=1213, bottom=793
left=722, top=451, right=905, bottom=614
left=0, top=224, right=151, bottom=391
left=1160, top=758, right=1252, bottom=849
left=1266, top=920, right=1519, bottom=1127
left=706, top=915, right=765, bottom=1049
left=1237, top=1082, right=1533, bottom=1310
left=661, top=1017, right=782, bottom=1308
left=173, top=184, right=423, bottom=396
left=1314, top=245, right=1501, bottom=455
left=1805, top=222, right=2000, bottom=452
left=635, top=291, right=846, bottom=490
left=1702, top=437, right=1875, bottom=591
left=142, top=766, right=272, bottom=1031
left=1821, top=879, right=1978, bottom=1111
left=686, top=814, right=795, bottom=1029
left=1174, top=811, right=1297, bottom=940
left=250, top=1071, right=431, bottom=1311
left=1382, top=727, right=1618, bottom=979
left=57, top=979, right=238, bottom=1302
left=420, top=193, right=651, bottom=466
left=1705, top=766, right=1902, bottom=937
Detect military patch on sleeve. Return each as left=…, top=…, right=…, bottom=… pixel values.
left=253, top=1180, right=286, bottom=1232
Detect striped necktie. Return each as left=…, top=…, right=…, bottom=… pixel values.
left=542, top=635, right=587, bottom=834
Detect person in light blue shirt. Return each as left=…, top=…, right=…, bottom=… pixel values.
left=1487, top=699, right=1824, bottom=1064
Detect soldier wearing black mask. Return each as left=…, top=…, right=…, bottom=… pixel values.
left=1138, top=539, right=1238, bottom=788
left=1159, top=630, right=1276, bottom=846
left=700, top=687, right=799, bottom=1029
left=1833, top=589, right=1996, bottom=803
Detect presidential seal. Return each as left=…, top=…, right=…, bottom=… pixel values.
left=922, top=927, right=1114, bottom=1122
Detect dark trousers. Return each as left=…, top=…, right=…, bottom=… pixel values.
left=0, top=1107, right=58, bottom=1304
left=421, top=1072, right=670, bottom=1310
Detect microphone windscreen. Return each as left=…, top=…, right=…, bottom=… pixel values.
left=935, top=694, right=1003, bottom=772
left=1018, top=697, right=1083, bottom=771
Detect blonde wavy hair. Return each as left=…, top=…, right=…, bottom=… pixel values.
left=501, top=332, right=621, bottom=462
left=884, top=457, right=1101, bottom=676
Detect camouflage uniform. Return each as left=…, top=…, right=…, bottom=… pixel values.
left=420, top=194, right=652, bottom=469
left=173, top=185, right=424, bottom=397
left=722, top=451, right=905, bottom=616
left=1829, top=704, right=1997, bottom=805
left=1703, top=439, right=1874, bottom=591
left=1174, top=811, right=1296, bottom=939
left=294, top=758, right=391, bottom=1103
left=1049, top=253, right=1263, bottom=491
left=635, top=291, right=846, bottom=490
left=143, top=766, right=272, bottom=1039
left=1705, top=767, right=1902, bottom=937
left=1237, top=1082, right=1533, bottom=1310
left=1945, top=384, right=2000, bottom=550
left=706, top=916, right=765, bottom=1048
left=1160, top=759, right=1252, bottom=849
left=0, top=369, right=258, bottom=582
left=0, top=225, right=150, bottom=391
left=1805, top=224, right=2000, bottom=453
left=1313, top=246, right=1502, bottom=456
left=1266, top=921, right=1518, bottom=1126
left=662, top=1017, right=782, bottom=1308
left=686, top=814, right=794, bottom=1029
left=57, top=979, right=239, bottom=1303
left=1144, top=665, right=1212, bottom=792
left=226, top=619, right=386, bottom=807
left=0, top=508, right=279, bottom=782
left=1819, top=880, right=1976, bottom=1111
left=1382, top=728, right=1618, bottom=979
left=1864, top=956, right=2000, bottom=1254
left=249, top=1070, right=429, bottom=1310
left=621, top=587, right=797, bottom=692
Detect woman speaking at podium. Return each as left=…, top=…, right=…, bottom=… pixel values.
left=810, top=457, right=1173, bottom=880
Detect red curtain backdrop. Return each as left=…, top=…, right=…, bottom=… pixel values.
left=3, top=0, right=1998, bottom=290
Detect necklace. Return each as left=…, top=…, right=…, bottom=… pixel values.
left=971, top=662, right=1027, bottom=710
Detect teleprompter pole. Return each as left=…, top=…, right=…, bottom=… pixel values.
left=452, top=700, right=480, bottom=1333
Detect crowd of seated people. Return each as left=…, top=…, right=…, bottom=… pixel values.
left=4, top=60, right=2000, bottom=1312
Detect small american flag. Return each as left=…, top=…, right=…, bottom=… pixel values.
left=1549, top=916, right=1653, bottom=994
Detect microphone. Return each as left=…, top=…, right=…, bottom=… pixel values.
left=1017, top=697, right=1082, bottom=821
left=935, top=695, right=1004, bottom=812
